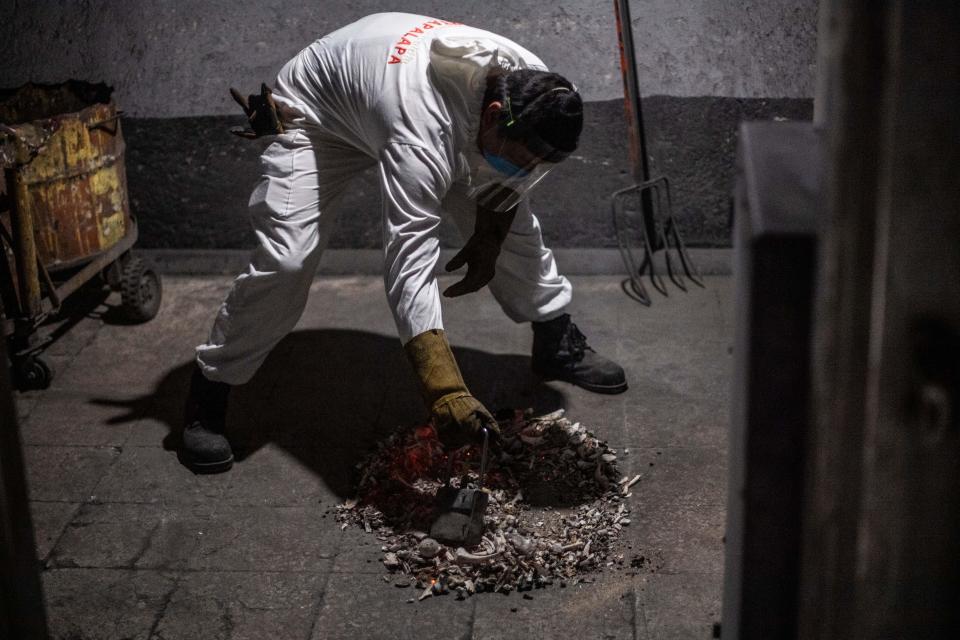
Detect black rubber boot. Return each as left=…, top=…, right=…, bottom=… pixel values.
left=531, top=314, right=628, bottom=394
left=181, top=365, right=234, bottom=473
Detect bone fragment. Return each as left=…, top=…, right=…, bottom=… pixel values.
left=455, top=547, right=503, bottom=564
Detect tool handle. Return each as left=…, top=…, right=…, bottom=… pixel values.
left=613, top=0, right=650, bottom=184
left=478, top=428, right=490, bottom=489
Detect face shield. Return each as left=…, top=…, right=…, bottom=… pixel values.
left=467, top=117, right=571, bottom=212
left=468, top=161, right=555, bottom=212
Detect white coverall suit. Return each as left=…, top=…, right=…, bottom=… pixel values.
left=196, top=12, right=573, bottom=385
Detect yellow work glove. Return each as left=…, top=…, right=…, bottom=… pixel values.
left=404, top=329, right=500, bottom=447
left=443, top=200, right=518, bottom=298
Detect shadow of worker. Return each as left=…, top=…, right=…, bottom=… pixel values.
left=98, top=328, right=564, bottom=500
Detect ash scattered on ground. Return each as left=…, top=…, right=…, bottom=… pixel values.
left=333, top=409, right=643, bottom=602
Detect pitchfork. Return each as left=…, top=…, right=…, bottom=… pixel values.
left=612, top=0, right=705, bottom=306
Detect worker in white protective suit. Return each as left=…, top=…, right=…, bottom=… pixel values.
left=181, top=13, right=628, bottom=473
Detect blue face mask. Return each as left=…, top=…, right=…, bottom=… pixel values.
left=482, top=150, right=531, bottom=178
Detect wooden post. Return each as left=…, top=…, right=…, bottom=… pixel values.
left=798, top=2, right=887, bottom=635
left=0, top=333, right=49, bottom=637
left=723, top=122, right=820, bottom=639
left=800, top=2, right=960, bottom=637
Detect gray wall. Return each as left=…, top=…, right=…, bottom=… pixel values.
left=0, top=1, right=817, bottom=248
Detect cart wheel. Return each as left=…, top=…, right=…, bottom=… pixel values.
left=15, top=355, right=53, bottom=391
left=120, top=257, right=162, bottom=322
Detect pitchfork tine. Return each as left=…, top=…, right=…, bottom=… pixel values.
left=670, top=217, right=705, bottom=288
left=646, top=181, right=669, bottom=297
left=657, top=177, right=687, bottom=292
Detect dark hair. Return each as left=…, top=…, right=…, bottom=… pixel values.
left=482, top=68, right=583, bottom=157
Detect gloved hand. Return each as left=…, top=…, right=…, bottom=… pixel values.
left=404, top=329, right=500, bottom=447
left=229, top=83, right=285, bottom=139
left=443, top=199, right=518, bottom=298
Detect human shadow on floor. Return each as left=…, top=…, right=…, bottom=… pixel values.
left=96, top=328, right=564, bottom=499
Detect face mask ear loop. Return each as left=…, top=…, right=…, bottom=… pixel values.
left=504, top=96, right=517, bottom=128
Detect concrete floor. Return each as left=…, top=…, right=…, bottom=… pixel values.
left=15, top=274, right=732, bottom=640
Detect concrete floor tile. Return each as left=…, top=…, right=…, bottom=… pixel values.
left=23, top=445, right=120, bottom=502
left=622, top=501, right=726, bottom=575
left=554, top=389, right=629, bottom=446
left=623, top=393, right=727, bottom=449
left=148, top=505, right=341, bottom=573
left=14, top=391, right=41, bottom=421
left=153, top=569, right=328, bottom=640
left=139, top=281, right=230, bottom=345
left=79, top=286, right=209, bottom=356
left=33, top=357, right=195, bottom=450
left=48, top=502, right=215, bottom=570
left=223, top=444, right=345, bottom=507
left=620, top=336, right=731, bottom=399
left=614, top=278, right=731, bottom=333
left=440, top=278, right=510, bottom=321
left=49, top=347, right=176, bottom=395
left=310, top=578, right=474, bottom=640
left=19, top=392, right=136, bottom=446
left=302, top=277, right=395, bottom=332
left=472, top=579, right=636, bottom=640
left=635, top=572, right=723, bottom=640
left=37, top=294, right=198, bottom=396
left=330, top=528, right=394, bottom=575
left=41, top=352, right=87, bottom=387
left=441, top=297, right=534, bottom=355
left=123, top=413, right=178, bottom=448
left=43, top=567, right=178, bottom=640
left=93, top=445, right=232, bottom=505
left=40, top=310, right=104, bottom=360
left=29, top=500, right=81, bottom=562
left=625, top=446, right=726, bottom=507
left=446, top=322, right=532, bottom=358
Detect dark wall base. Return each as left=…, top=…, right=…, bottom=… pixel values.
left=124, top=96, right=812, bottom=250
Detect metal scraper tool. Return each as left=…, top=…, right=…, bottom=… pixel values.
left=429, top=428, right=491, bottom=547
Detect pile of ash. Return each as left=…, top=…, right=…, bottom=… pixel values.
left=335, top=409, right=641, bottom=602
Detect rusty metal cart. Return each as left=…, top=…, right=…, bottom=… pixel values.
left=0, top=81, right=161, bottom=390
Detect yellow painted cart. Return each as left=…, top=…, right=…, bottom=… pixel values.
left=0, top=82, right=161, bottom=390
